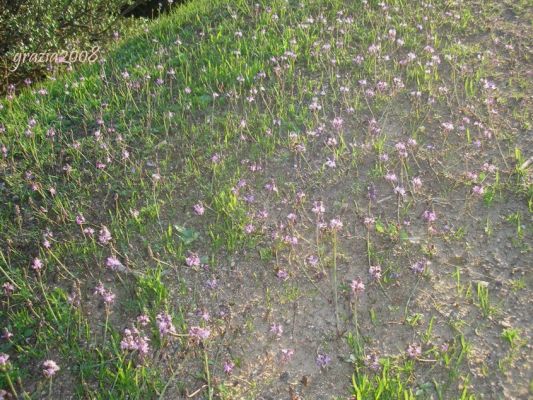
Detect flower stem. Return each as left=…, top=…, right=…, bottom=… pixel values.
left=103, top=308, right=109, bottom=345
left=332, top=231, right=340, bottom=335
left=4, top=371, right=18, bottom=398
left=203, top=346, right=213, bottom=400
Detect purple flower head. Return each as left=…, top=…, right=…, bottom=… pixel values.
left=32, top=257, right=43, bottom=271
left=135, top=335, right=150, bottom=356
left=137, top=314, right=150, bottom=327
left=394, top=186, right=406, bottom=198
left=102, top=291, right=116, bottom=305
left=185, top=252, right=201, bottom=268
left=189, top=326, right=210, bottom=342
left=264, top=180, right=278, bottom=193
left=205, top=278, right=218, bottom=290
left=287, top=213, right=297, bottom=223
left=393, top=77, right=404, bottom=89
left=412, top=177, right=422, bottom=191
left=376, top=81, right=388, bottom=92
left=364, top=217, right=375, bottom=228
left=42, top=360, right=60, bottom=378
left=368, top=118, right=381, bottom=135
left=98, top=226, right=112, bottom=245
left=326, top=137, right=338, bottom=147
left=276, top=270, right=289, bottom=280
left=193, top=203, right=205, bottom=215
left=482, top=163, right=497, bottom=174
left=406, top=343, right=421, bottom=359
left=422, top=210, right=437, bottom=223
left=223, top=360, right=235, bottom=374
left=395, top=142, right=408, bottom=158
left=197, top=309, right=210, bottom=322
left=410, top=259, right=428, bottom=274
left=368, top=43, right=380, bottom=54
left=106, top=256, right=124, bottom=271
left=281, top=348, right=295, bottom=363
left=364, top=353, right=380, bottom=371
left=2, top=283, right=15, bottom=297
left=472, top=185, right=484, bottom=196
left=329, top=218, right=343, bottom=231
left=312, top=201, right=325, bottom=216
left=244, top=224, right=255, bottom=234
left=156, top=313, right=176, bottom=337
left=283, top=235, right=298, bottom=246
left=466, top=171, right=478, bottom=182
left=2, top=328, right=13, bottom=341
left=351, top=278, right=365, bottom=296
left=120, top=328, right=137, bottom=350
left=441, top=122, right=454, bottom=132
left=120, top=328, right=150, bottom=357
left=76, top=214, right=86, bottom=225
left=332, top=117, right=343, bottom=129
left=270, top=323, right=283, bottom=339
left=307, top=255, right=319, bottom=267
left=316, top=353, right=332, bottom=369
left=0, top=353, right=9, bottom=367
left=257, top=210, right=269, bottom=220
left=325, top=157, right=336, bottom=168
left=369, top=265, right=382, bottom=281
left=94, top=282, right=115, bottom=305
left=210, top=153, right=220, bottom=163
left=385, top=172, right=397, bottom=183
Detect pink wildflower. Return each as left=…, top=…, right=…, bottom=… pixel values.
left=223, top=360, right=235, bottom=374
left=185, top=252, right=201, bottom=268
left=106, top=256, right=124, bottom=271
left=156, top=313, right=176, bottom=337
left=369, top=265, right=382, bottom=281
left=189, top=326, right=210, bottom=342
left=281, top=348, right=295, bottom=363
left=42, top=360, right=60, bottom=378
left=193, top=203, right=205, bottom=215
left=98, top=226, right=112, bottom=245
left=406, top=343, right=421, bottom=359
left=351, top=278, right=365, bottom=296
left=32, top=257, right=43, bottom=271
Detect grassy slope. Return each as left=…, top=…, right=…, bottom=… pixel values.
left=0, top=0, right=531, bottom=399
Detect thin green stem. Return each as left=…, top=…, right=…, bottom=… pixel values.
left=332, top=231, right=340, bottom=335
left=203, top=346, right=213, bottom=400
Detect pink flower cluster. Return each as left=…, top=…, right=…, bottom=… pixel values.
left=42, top=360, right=60, bottom=378
left=120, top=328, right=150, bottom=357
left=156, top=313, right=176, bottom=337
left=94, top=282, right=115, bottom=305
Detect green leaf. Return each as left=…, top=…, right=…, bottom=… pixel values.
left=174, top=225, right=199, bottom=245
